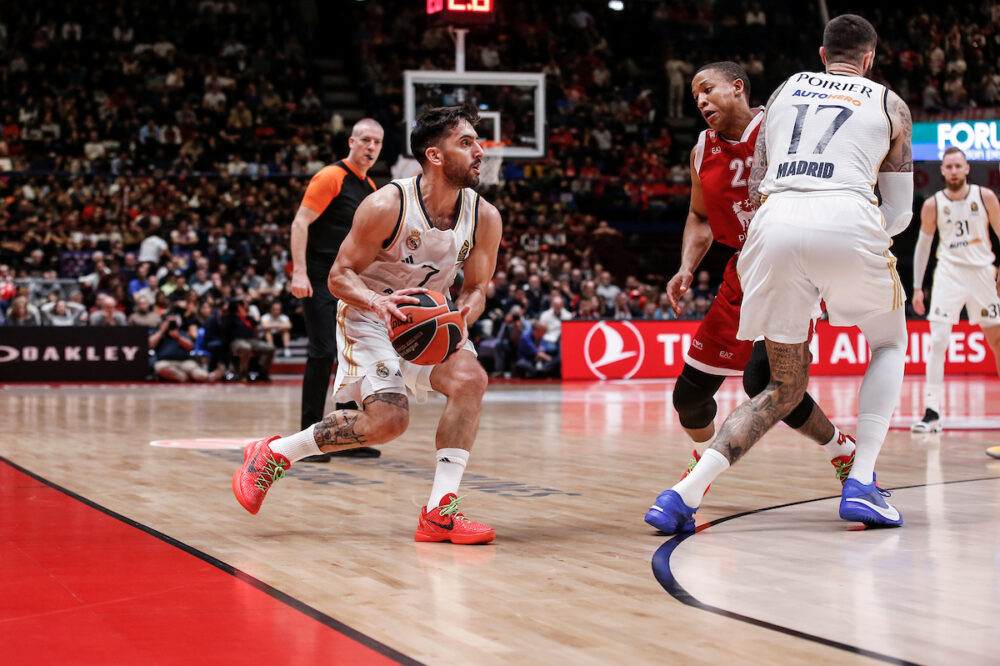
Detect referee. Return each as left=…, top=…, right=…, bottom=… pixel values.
left=290, top=118, right=384, bottom=459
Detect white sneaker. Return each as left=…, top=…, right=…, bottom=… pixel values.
left=911, top=408, right=942, bottom=433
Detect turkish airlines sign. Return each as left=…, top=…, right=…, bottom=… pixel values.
left=562, top=320, right=996, bottom=379
left=0, top=326, right=148, bottom=381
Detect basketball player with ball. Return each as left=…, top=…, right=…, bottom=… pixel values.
left=233, top=105, right=502, bottom=544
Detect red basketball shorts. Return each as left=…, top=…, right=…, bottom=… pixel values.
left=684, top=254, right=753, bottom=376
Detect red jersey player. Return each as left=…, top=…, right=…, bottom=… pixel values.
left=645, top=62, right=856, bottom=533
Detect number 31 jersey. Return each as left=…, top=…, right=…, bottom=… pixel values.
left=693, top=110, right=763, bottom=250
left=359, top=174, right=481, bottom=304
left=934, top=185, right=995, bottom=267
left=761, top=71, right=890, bottom=202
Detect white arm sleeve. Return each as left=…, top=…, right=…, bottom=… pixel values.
left=913, top=229, right=934, bottom=289
left=877, top=171, right=914, bottom=236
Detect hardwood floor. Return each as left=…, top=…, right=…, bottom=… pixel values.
left=2, top=375, right=998, bottom=664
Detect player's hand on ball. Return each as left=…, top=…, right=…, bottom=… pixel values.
left=373, top=287, right=426, bottom=332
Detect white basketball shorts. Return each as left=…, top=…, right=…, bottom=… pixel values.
left=737, top=193, right=904, bottom=344
left=332, top=302, right=476, bottom=406
left=927, top=260, right=1000, bottom=326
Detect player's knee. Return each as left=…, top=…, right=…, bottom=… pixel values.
left=742, top=341, right=770, bottom=397
left=672, top=370, right=720, bottom=429
left=782, top=392, right=815, bottom=429
left=773, top=372, right=808, bottom=413
left=365, top=397, right=410, bottom=442
left=436, top=356, right=488, bottom=399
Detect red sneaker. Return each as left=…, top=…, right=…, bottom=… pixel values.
left=679, top=448, right=710, bottom=496
left=831, top=433, right=857, bottom=485
left=415, top=493, right=495, bottom=544
left=232, top=436, right=289, bottom=514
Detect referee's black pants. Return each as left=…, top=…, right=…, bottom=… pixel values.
left=300, top=256, right=338, bottom=430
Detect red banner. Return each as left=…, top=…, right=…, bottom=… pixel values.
left=561, top=320, right=997, bottom=379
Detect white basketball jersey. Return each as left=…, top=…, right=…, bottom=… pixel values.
left=934, top=185, right=995, bottom=267
left=761, top=71, right=890, bottom=202
left=359, top=174, right=480, bottom=306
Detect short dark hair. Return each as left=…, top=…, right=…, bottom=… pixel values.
left=823, top=14, right=878, bottom=65
left=410, top=105, right=481, bottom=166
left=696, top=61, right=751, bottom=99
left=942, top=146, right=966, bottom=159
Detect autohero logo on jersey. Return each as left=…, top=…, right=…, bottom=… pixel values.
left=0, top=344, right=141, bottom=363
left=792, top=73, right=874, bottom=98
left=583, top=321, right=645, bottom=380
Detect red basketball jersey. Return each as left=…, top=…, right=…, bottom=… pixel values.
left=693, top=110, right=763, bottom=250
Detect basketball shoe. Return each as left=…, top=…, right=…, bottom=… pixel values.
left=839, top=476, right=903, bottom=527
left=415, top=493, right=495, bottom=544
left=644, top=490, right=697, bottom=534
left=232, top=436, right=289, bottom=515
left=831, top=450, right=855, bottom=484
left=910, top=408, right=942, bottom=433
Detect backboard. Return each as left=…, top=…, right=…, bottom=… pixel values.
left=403, top=70, right=546, bottom=159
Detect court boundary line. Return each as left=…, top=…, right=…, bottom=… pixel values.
left=0, top=455, right=425, bottom=666
left=651, top=476, right=1000, bottom=666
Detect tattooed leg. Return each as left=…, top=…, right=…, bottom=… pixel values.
left=710, top=339, right=811, bottom=464
left=314, top=391, right=409, bottom=452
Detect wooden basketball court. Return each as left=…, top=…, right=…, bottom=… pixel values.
left=2, top=375, right=998, bottom=664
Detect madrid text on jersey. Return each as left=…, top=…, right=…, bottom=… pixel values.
left=775, top=160, right=835, bottom=179
left=792, top=73, right=873, bottom=98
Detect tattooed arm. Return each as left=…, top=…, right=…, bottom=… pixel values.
left=748, top=82, right=785, bottom=207
left=878, top=90, right=915, bottom=236
left=880, top=90, right=913, bottom=173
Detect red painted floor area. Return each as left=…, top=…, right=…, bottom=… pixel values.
left=0, top=460, right=408, bottom=665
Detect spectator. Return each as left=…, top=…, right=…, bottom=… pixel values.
left=261, top=301, right=293, bottom=356
left=538, top=294, right=573, bottom=346
left=595, top=270, right=621, bottom=305
left=4, top=295, right=40, bottom=326
left=149, top=309, right=220, bottom=382
left=515, top=322, right=560, bottom=379
left=89, top=296, right=127, bottom=326
left=40, top=299, right=87, bottom=326
left=128, top=294, right=163, bottom=329
left=220, top=297, right=274, bottom=381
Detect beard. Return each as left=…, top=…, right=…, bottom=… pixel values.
left=443, top=159, right=480, bottom=188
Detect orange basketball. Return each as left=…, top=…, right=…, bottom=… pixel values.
left=389, top=291, right=464, bottom=365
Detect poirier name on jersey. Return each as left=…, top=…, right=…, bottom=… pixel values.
left=761, top=71, right=890, bottom=202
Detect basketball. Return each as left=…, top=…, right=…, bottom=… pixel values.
left=389, top=291, right=464, bottom=365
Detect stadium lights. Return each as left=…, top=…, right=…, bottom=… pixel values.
left=608, top=0, right=624, bottom=10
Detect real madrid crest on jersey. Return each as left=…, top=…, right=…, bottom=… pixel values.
left=375, top=361, right=390, bottom=378
left=971, top=202, right=979, bottom=212
left=943, top=206, right=951, bottom=215
left=456, top=240, right=470, bottom=263
left=406, top=230, right=422, bottom=251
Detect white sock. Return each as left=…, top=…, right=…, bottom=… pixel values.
left=821, top=426, right=855, bottom=460
left=672, top=448, right=729, bottom=509
left=427, top=448, right=469, bottom=510
left=269, top=425, right=322, bottom=463
left=849, top=414, right=889, bottom=485
left=924, top=383, right=942, bottom=414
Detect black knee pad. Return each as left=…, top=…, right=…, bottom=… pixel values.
left=742, top=340, right=770, bottom=397
left=782, top=392, right=816, bottom=429
left=673, top=365, right=726, bottom=429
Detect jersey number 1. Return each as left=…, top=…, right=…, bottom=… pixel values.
left=788, top=104, right=854, bottom=155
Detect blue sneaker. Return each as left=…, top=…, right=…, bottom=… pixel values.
left=839, top=477, right=903, bottom=527
left=645, top=490, right=697, bottom=534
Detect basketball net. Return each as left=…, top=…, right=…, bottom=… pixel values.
left=479, top=140, right=505, bottom=186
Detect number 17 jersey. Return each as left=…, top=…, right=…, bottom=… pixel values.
left=761, top=71, right=890, bottom=203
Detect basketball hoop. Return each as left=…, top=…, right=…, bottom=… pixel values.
left=478, top=140, right=505, bottom=187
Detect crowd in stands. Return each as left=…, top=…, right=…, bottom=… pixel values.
left=4, top=0, right=998, bottom=380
